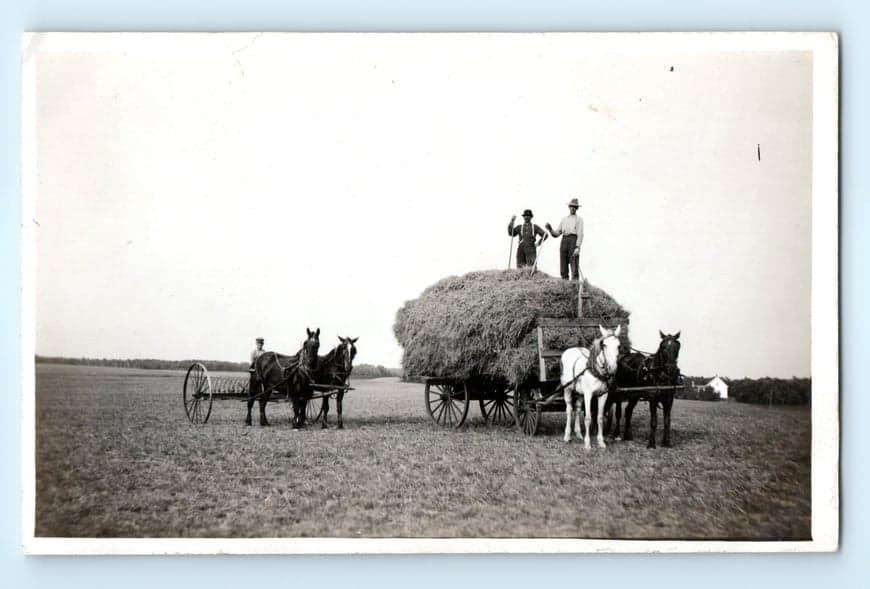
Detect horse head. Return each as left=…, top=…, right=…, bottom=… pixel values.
left=597, top=324, right=622, bottom=377
left=337, top=336, right=358, bottom=373
left=656, top=330, right=681, bottom=383
left=301, top=328, right=321, bottom=369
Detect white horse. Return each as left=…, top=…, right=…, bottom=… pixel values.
left=560, top=325, right=622, bottom=449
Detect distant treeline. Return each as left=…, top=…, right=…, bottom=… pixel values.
left=35, top=356, right=401, bottom=379
left=677, top=375, right=810, bottom=405
left=728, top=377, right=811, bottom=406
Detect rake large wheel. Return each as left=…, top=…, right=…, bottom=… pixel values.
left=479, top=384, right=516, bottom=426
left=425, top=381, right=470, bottom=428
left=515, top=387, right=541, bottom=436
left=183, top=363, right=213, bottom=425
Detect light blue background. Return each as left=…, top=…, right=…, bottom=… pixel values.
left=2, top=0, right=864, bottom=586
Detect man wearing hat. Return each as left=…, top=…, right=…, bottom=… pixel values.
left=508, top=209, right=547, bottom=268
left=250, top=337, right=266, bottom=368
left=249, top=338, right=266, bottom=398
left=545, top=198, right=584, bottom=280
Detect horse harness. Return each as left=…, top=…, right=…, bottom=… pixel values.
left=248, top=351, right=315, bottom=401
left=564, top=337, right=616, bottom=395
left=627, top=345, right=679, bottom=385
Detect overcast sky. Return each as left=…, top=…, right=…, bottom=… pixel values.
left=31, top=34, right=814, bottom=378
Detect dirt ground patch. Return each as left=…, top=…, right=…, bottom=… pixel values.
left=34, top=364, right=811, bottom=539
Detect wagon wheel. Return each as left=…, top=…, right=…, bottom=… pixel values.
left=515, top=387, right=541, bottom=436
left=425, top=381, right=470, bottom=428
left=305, top=396, right=324, bottom=423
left=479, top=384, right=516, bottom=426
left=183, top=363, right=213, bottom=425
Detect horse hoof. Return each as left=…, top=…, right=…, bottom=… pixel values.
left=245, top=420, right=251, bottom=427
left=615, top=436, right=622, bottom=441
left=647, top=443, right=656, bottom=449
left=597, top=441, right=607, bottom=449
left=337, top=424, right=344, bottom=430
left=662, top=441, right=671, bottom=448
left=321, top=423, right=328, bottom=429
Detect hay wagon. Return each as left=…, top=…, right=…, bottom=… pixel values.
left=419, top=313, right=622, bottom=432
left=181, top=362, right=352, bottom=425
left=417, top=280, right=682, bottom=436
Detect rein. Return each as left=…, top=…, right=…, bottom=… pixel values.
left=272, top=351, right=291, bottom=371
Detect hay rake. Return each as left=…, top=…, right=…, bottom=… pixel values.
left=182, top=362, right=348, bottom=425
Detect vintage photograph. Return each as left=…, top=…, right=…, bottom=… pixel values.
left=21, top=32, right=838, bottom=553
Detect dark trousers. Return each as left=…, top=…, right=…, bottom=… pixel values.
left=516, top=245, right=536, bottom=268
left=560, top=235, right=579, bottom=280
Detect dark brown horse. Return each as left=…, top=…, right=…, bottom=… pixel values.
left=247, top=328, right=320, bottom=427
left=310, top=336, right=358, bottom=429
left=607, top=331, right=681, bottom=448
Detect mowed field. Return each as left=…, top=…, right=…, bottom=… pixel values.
left=35, top=364, right=811, bottom=539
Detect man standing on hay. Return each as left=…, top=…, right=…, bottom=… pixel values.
left=545, top=198, right=584, bottom=280
left=508, top=209, right=546, bottom=268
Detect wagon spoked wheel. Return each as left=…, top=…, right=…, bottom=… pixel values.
left=515, top=387, right=540, bottom=436
left=425, top=381, right=470, bottom=428
left=305, top=396, right=324, bottom=423
left=183, top=363, right=213, bottom=425
left=479, top=385, right=516, bottom=426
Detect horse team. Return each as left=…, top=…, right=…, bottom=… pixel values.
left=246, top=328, right=358, bottom=430
left=560, top=327, right=682, bottom=450
left=243, top=324, right=682, bottom=451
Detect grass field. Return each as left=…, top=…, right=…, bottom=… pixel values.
left=34, top=364, right=811, bottom=539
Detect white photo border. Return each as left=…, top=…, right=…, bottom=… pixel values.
left=20, top=31, right=839, bottom=555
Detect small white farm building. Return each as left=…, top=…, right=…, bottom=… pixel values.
left=706, top=376, right=729, bottom=400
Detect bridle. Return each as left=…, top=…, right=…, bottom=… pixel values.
left=651, top=337, right=680, bottom=380
left=326, top=343, right=354, bottom=380
left=570, top=334, right=619, bottom=388
left=588, top=335, right=619, bottom=382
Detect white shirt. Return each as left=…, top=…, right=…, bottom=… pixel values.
left=552, top=214, right=584, bottom=245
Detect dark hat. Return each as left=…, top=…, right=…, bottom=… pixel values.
left=255, top=337, right=264, bottom=343
left=522, top=209, right=533, bottom=217
left=567, top=198, right=580, bottom=208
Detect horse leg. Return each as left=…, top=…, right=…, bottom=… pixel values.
left=647, top=398, right=657, bottom=449
left=623, top=397, right=637, bottom=441
left=291, top=398, right=301, bottom=429
left=563, top=388, right=573, bottom=442
left=245, top=377, right=256, bottom=426
left=583, top=387, right=593, bottom=450
left=299, top=398, right=308, bottom=427
left=321, top=397, right=330, bottom=429
left=596, top=392, right=608, bottom=448
left=259, top=396, right=270, bottom=427
left=614, top=399, right=623, bottom=441
left=574, top=394, right=582, bottom=439
left=336, top=391, right=344, bottom=430
left=662, top=394, right=673, bottom=448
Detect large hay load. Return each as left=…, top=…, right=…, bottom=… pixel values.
left=393, top=269, right=630, bottom=387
